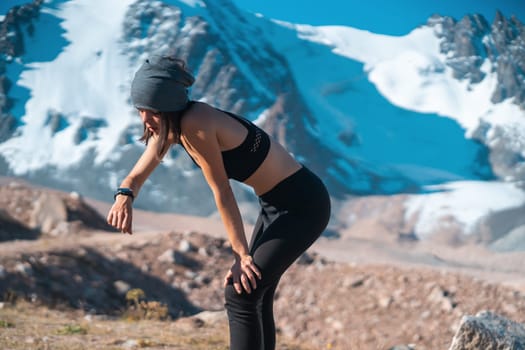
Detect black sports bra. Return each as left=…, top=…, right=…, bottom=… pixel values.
left=180, top=103, right=271, bottom=182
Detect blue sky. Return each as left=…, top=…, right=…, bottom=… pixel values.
left=2, top=1, right=523, bottom=35
left=1, top=0, right=27, bottom=14
left=232, top=0, right=525, bottom=35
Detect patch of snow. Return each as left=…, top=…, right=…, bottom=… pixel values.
left=405, top=181, right=525, bottom=238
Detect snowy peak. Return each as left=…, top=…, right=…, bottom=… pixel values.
left=0, top=0, right=523, bottom=242
left=0, top=0, right=345, bottom=215
left=290, top=13, right=524, bottom=186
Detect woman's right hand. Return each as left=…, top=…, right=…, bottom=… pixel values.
left=223, top=255, right=262, bottom=294
left=106, top=196, right=133, bottom=234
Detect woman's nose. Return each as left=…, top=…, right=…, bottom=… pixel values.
left=139, top=110, right=152, bottom=123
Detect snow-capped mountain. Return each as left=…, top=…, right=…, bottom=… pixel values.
left=0, top=0, right=524, bottom=245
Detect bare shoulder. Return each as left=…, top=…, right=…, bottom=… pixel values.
left=180, top=102, right=217, bottom=132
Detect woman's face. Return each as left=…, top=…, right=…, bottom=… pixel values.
left=138, top=108, right=161, bottom=135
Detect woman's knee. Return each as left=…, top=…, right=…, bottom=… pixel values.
left=224, top=284, right=258, bottom=312
left=223, top=267, right=280, bottom=314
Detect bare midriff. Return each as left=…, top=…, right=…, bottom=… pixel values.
left=242, top=140, right=303, bottom=196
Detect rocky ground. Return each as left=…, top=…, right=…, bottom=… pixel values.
left=1, top=178, right=525, bottom=349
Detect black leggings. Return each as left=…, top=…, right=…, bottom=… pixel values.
left=224, top=166, right=331, bottom=350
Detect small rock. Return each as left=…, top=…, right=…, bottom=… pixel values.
left=122, top=339, right=139, bottom=349
left=15, top=262, right=33, bottom=276
left=113, top=280, right=131, bottom=295
left=178, top=239, right=194, bottom=253
left=397, top=275, right=409, bottom=284
left=341, top=274, right=366, bottom=288
left=324, top=316, right=343, bottom=331
left=184, top=270, right=197, bottom=279
left=449, top=311, right=525, bottom=350
left=198, top=246, right=209, bottom=256
left=378, top=295, right=393, bottom=308
left=30, top=293, right=38, bottom=303
left=389, top=345, right=415, bottom=350
left=296, top=252, right=315, bottom=265
left=193, top=310, right=227, bottom=325
left=158, top=249, right=176, bottom=263
left=140, top=263, right=150, bottom=273
left=195, top=274, right=211, bottom=285
left=412, top=334, right=423, bottom=342
left=427, top=285, right=456, bottom=311
left=69, top=191, right=81, bottom=200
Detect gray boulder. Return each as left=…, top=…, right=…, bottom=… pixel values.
left=449, top=311, right=525, bottom=350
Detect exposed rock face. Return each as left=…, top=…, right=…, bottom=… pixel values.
left=471, top=120, right=525, bottom=188
left=428, top=12, right=525, bottom=186
left=0, top=180, right=113, bottom=239
left=0, top=1, right=44, bottom=57
left=448, top=311, right=525, bottom=350
left=0, top=0, right=44, bottom=142
left=474, top=204, right=525, bottom=247
left=429, top=11, right=525, bottom=109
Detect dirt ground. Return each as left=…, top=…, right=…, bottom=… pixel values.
left=1, top=179, right=525, bottom=349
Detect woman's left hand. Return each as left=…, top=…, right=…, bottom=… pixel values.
left=223, top=255, right=262, bottom=294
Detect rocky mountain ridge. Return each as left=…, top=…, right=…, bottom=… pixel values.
left=427, top=11, right=525, bottom=185
left=0, top=0, right=349, bottom=218
left=0, top=178, right=113, bottom=241
left=0, top=0, right=43, bottom=143
left=0, top=0, right=523, bottom=241
left=430, top=11, right=525, bottom=108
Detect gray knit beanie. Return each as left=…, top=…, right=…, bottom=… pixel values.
left=130, top=55, right=195, bottom=112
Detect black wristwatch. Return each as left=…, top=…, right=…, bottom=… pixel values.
left=114, top=187, right=134, bottom=201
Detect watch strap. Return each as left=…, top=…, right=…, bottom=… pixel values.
left=114, top=187, right=134, bottom=201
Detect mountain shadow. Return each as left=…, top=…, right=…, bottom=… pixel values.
left=0, top=247, right=202, bottom=318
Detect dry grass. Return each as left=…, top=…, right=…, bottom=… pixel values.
left=0, top=300, right=313, bottom=350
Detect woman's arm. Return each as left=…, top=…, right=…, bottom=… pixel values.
left=107, top=136, right=163, bottom=234
left=120, top=135, right=164, bottom=195
left=181, top=111, right=261, bottom=294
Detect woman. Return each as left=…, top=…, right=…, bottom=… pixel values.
left=107, top=55, right=331, bottom=350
